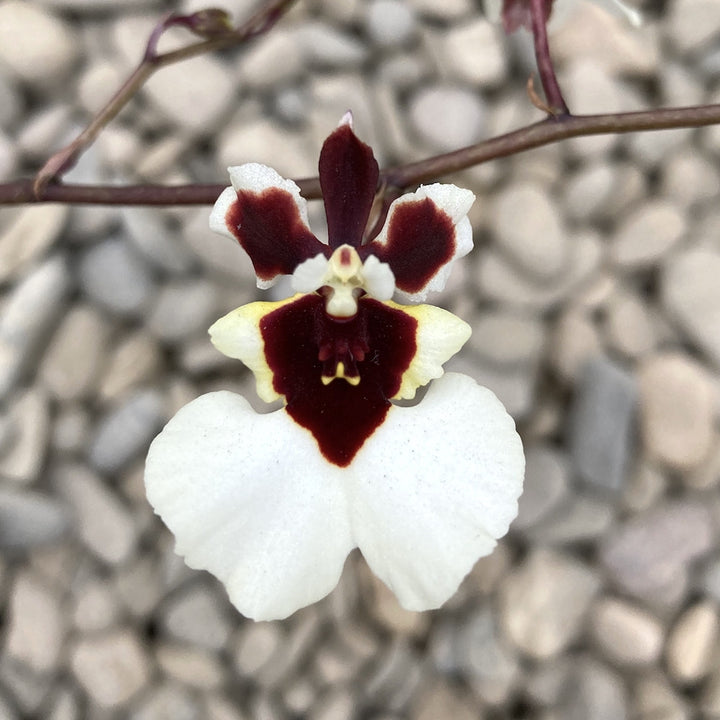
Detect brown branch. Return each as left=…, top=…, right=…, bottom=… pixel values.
left=2, top=103, right=719, bottom=206
left=529, top=0, right=568, bottom=116
left=32, top=0, right=298, bottom=197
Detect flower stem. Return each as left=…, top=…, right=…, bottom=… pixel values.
left=529, top=0, right=569, bottom=116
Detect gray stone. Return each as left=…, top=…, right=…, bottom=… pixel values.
left=39, top=305, right=109, bottom=401
left=550, top=309, right=603, bottom=383
left=70, top=630, right=151, bottom=708
left=238, top=29, right=304, bottom=88
left=409, top=678, right=478, bottom=720
left=71, top=577, right=121, bottom=633
left=54, top=463, right=138, bottom=565
left=662, top=248, right=720, bottom=367
left=0, top=388, right=50, bottom=484
left=665, top=601, right=719, bottom=684
left=611, top=201, right=686, bottom=269
left=79, top=237, right=156, bottom=318
left=114, top=555, right=165, bottom=618
left=605, top=291, right=656, bottom=359
left=309, top=690, right=355, bottom=720
left=511, top=445, right=570, bottom=532
left=0, top=256, right=71, bottom=399
left=556, top=656, right=628, bottom=720
left=632, top=674, right=690, bottom=720
left=17, top=105, right=72, bottom=160
left=590, top=597, right=664, bottom=667
left=568, top=356, right=637, bottom=492
left=638, top=353, right=715, bottom=471
left=365, top=0, right=417, bottom=48
left=492, top=183, right=568, bottom=280
left=51, top=405, right=90, bottom=455
left=5, top=571, right=64, bottom=673
left=525, top=494, right=615, bottom=545
left=156, top=644, right=224, bottom=689
left=88, top=389, right=165, bottom=474
left=409, top=85, right=485, bottom=152
left=98, top=330, right=163, bottom=402
left=468, top=310, right=545, bottom=369
left=0, top=205, right=68, bottom=283
left=600, top=500, right=714, bottom=605
left=147, top=280, right=218, bottom=343
left=43, top=685, right=80, bottom=720
left=233, top=622, right=284, bottom=677
left=121, top=207, right=195, bottom=274
left=361, top=640, right=424, bottom=711
left=500, top=549, right=601, bottom=659
left=667, top=0, right=720, bottom=53
left=440, top=18, right=506, bottom=86
left=131, top=683, right=200, bottom=720
left=0, top=2, right=78, bottom=85
left=299, top=22, right=369, bottom=69
left=0, top=488, right=69, bottom=549
left=162, top=583, right=232, bottom=651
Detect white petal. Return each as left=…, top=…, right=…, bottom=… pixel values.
left=145, top=391, right=354, bottom=621
left=362, top=255, right=395, bottom=301
left=208, top=186, right=240, bottom=242
left=291, top=253, right=329, bottom=293
left=348, top=373, right=524, bottom=611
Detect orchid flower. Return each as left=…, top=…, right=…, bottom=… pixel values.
left=144, top=115, right=524, bottom=622
left=485, top=0, right=641, bottom=34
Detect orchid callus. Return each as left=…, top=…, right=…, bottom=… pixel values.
left=145, top=115, right=524, bottom=621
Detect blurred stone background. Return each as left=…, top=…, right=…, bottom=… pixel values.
left=0, top=0, right=720, bottom=717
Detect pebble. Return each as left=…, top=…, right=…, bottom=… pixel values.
left=662, top=248, right=720, bottom=368
left=409, top=679, right=477, bottom=720
left=568, top=356, right=637, bottom=492
left=113, top=555, right=164, bottom=619
left=665, top=601, right=719, bottom=684
left=407, top=0, right=473, bottom=19
left=156, top=644, right=224, bottom=689
left=121, top=207, right=195, bottom=274
left=0, top=205, right=68, bottom=283
left=38, top=305, right=109, bottom=402
left=5, top=571, right=64, bottom=673
left=309, top=689, right=355, bottom=720
left=499, top=549, right=601, bottom=659
left=632, top=674, right=690, bottom=720
left=605, top=290, right=656, bottom=359
left=478, top=231, right=603, bottom=310
left=299, top=22, right=369, bottom=69
left=589, top=597, right=664, bottom=666
left=550, top=309, right=603, bottom=383
left=511, top=445, right=570, bottom=532
left=492, top=183, right=568, bottom=280
left=0, top=488, right=69, bottom=550
left=470, top=360, right=537, bottom=419
left=0, top=255, right=71, bottom=400
left=0, top=2, right=78, bottom=85
left=610, top=201, right=686, bottom=269
left=525, top=494, right=615, bottom=545
left=600, top=500, right=715, bottom=605
left=161, top=583, right=232, bottom=651
left=87, top=389, right=165, bottom=474
left=143, top=55, right=235, bottom=134
left=238, top=29, right=304, bottom=88
left=0, top=388, right=50, bottom=484
left=0, top=655, right=48, bottom=714
left=79, top=238, right=156, bottom=319
left=97, top=330, right=164, bottom=402
left=409, top=84, right=486, bottom=152
left=233, top=622, right=284, bottom=677
left=457, top=606, right=519, bottom=705
left=439, top=18, right=506, bottom=86
left=17, top=105, right=72, bottom=160
left=53, top=463, right=138, bottom=565
left=71, top=577, right=121, bottom=633
left=132, top=683, right=201, bottom=720
left=70, top=629, right=151, bottom=708
left=667, top=0, right=720, bottom=53
left=565, top=162, right=616, bottom=222
left=638, top=353, right=714, bottom=471
left=365, top=0, right=417, bottom=48
left=555, top=656, right=628, bottom=720
left=661, top=149, right=720, bottom=208
left=147, top=279, right=218, bottom=343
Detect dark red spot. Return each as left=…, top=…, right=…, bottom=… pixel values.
left=260, top=294, right=417, bottom=467
left=226, top=188, right=327, bottom=282
left=319, top=123, right=379, bottom=250
left=363, top=197, right=456, bottom=295
left=339, top=247, right=352, bottom=265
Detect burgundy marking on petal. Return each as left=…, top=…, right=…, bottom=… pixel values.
left=363, top=197, right=456, bottom=295
left=226, top=188, right=327, bottom=282
left=319, top=124, right=379, bottom=250
left=260, top=294, right=417, bottom=467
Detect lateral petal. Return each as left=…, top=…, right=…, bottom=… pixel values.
left=348, top=372, right=524, bottom=611
left=145, top=391, right=354, bottom=621
left=363, top=183, right=475, bottom=302
left=209, top=163, right=327, bottom=288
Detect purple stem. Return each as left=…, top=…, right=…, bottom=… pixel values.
left=529, top=0, right=569, bottom=116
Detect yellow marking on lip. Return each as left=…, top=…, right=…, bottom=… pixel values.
left=321, top=361, right=361, bottom=386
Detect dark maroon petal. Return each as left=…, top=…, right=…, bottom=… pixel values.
left=260, top=294, right=417, bottom=467
left=362, top=197, right=455, bottom=295
left=319, top=122, right=379, bottom=250
left=226, top=188, right=327, bottom=283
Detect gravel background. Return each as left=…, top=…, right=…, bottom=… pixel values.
left=1, top=0, right=720, bottom=718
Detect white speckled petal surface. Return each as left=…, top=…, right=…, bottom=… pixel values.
left=145, top=391, right=354, bottom=621
left=347, top=373, right=524, bottom=611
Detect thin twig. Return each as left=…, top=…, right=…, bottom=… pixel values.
left=2, top=103, right=719, bottom=206
left=32, top=0, right=298, bottom=197
left=529, top=0, right=569, bottom=116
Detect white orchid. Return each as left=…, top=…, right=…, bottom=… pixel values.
left=144, top=115, right=524, bottom=621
